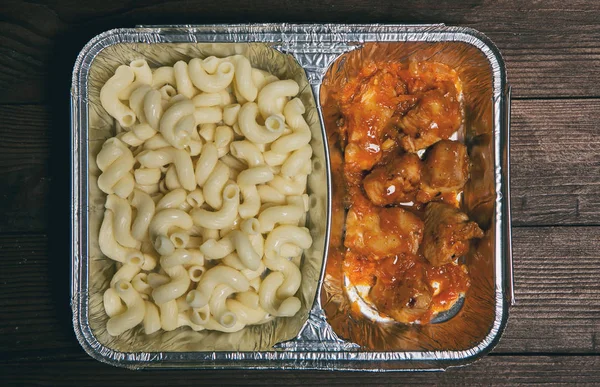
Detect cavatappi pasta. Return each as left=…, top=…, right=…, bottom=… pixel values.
left=97, top=56, right=313, bottom=336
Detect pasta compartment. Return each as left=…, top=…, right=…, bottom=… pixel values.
left=83, top=42, right=328, bottom=353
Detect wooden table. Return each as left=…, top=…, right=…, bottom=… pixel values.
left=2, top=0, right=599, bottom=384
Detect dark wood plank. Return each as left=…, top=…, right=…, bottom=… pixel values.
left=1, top=227, right=599, bottom=361
left=0, top=234, right=76, bottom=360
left=0, top=105, right=50, bottom=233
left=1, top=355, right=599, bottom=385
left=2, top=0, right=600, bottom=103
left=510, top=99, right=600, bottom=226
left=0, top=97, right=597, bottom=233
left=496, top=227, right=600, bottom=353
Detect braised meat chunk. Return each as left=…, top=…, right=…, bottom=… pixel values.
left=370, top=261, right=432, bottom=323
left=405, top=61, right=463, bottom=95
left=397, top=83, right=462, bottom=152
left=395, top=61, right=463, bottom=152
left=339, top=66, right=397, bottom=173
left=338, top=63, right=418, bottom=181
left=363, top=152, right=422, bottom=206
left=422, top=202, right=484, bottom=266
left=345, top=195, right=424, bottom=259
left=417, top=140, right=470, bottom=203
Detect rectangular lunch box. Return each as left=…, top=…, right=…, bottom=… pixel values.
left=71, top=24, right=513, bottom=371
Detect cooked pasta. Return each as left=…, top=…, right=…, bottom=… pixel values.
left=238, top=102, right=285, bottom=144
left=257, top=79, right=300, bottom=119
left=106, top=281, right=146, bottom=336
left=151, top=66, right=175, bottom=89
left=100, top=65, right=136, bottom=127
left=237, top=166, right=274, bottom=219
left=96, top=138, right=135, bottom=198
left=118, top=59, right=153, bottom=101
left=98, top=54, right=314, bottom=336
left=189, top=58, right=235, bottom=93
left=173, top=60, right=199, bottom=99
left=129, top=84, right=162, bottom=130
left=159, top=99, right=196, bottom=149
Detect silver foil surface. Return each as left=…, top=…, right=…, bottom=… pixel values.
left=71, top=24, right=512, bottom=371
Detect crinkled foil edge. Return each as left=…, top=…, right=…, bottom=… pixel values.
left=71, top=24, right=511, bottom=371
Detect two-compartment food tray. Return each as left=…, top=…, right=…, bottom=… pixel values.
left=71, top=24, right=513, bottom=371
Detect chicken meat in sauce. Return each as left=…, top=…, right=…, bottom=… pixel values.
left=363, top=152, right=422, bottom=206
left=397, top=82, right=462, bottom=152
left=417, top=139, right=471, bottom=204
left=397, top=61, right=463, bottom=152
left=337, top=62, right=418, bottom=185
left=370, top=261, right=433, bottom=324
left=422, top=202, right=484, bottom=267
left=345, top=194, right=424, bottom=259
left=330, top=59, right=483, bottom=325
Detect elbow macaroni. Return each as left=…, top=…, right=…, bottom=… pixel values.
left=137, top=147, right=196, bottom=191
left=189, top=58, right=235, bottom=93
left=192, top=183, right=240, bottom=230
left=202, top=161, right=231, bottom=210
left=106, top=281, right=146, bottom=336
left=152, top=265, right=191, bottom=305
left=209, top=284, right=238, bottom=328
left=96, top=138, right=135, bottom=198
left=159, top=99, right=196, bottom=149
left=118, top=59, right=153, bottom=101
left=230, top=140, right=265, bottom=167
left=100, top=65, right=137, bottom=127
left=152, top=66, right=175, bottom=88
left=129, top=85, right=163, bottom=130
left=270, top=97, right=312, bottom=154
left=194, top=142, right=219, bottom=187
left=230, top=55, right=257, bottom=103
left=238, top=102, right=285, bottom=144
left=105, top=194, right=140, bottom=249
left=97, top=54, right=314, bottom=336
left=237, top=166, right=274, bottom=219
left=257, top=79, right=300, bottom=119
left=173, top=61, right=199, bottom=98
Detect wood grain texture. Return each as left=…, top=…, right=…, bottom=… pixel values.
left=2, top=0, right=600, bottom=102
left=510, top=99, right=600, bottom=226
left=0, top=105, right=50, bottom=233
left=1, top=228, right=599, bottom=362
left=496, top=227, right=600, bottom=353
left=1, top=355, right=599, bottom=385
left=0, top=235, right=75, bottom=360
left=0, top=98, right=597, bottom=234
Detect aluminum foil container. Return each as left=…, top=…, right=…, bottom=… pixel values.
left=71, top=24, right=512, bottom=371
